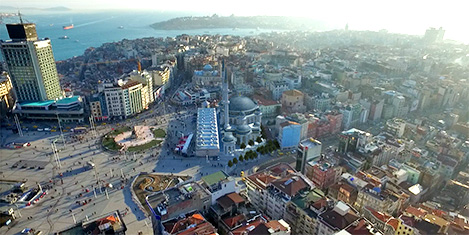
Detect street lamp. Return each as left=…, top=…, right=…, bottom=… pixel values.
left=56, top=113, right=65, bottom=149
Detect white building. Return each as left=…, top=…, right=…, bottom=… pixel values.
left=195, top=108, right=220, bottom=157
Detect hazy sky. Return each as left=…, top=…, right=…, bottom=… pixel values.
left=3, top=0, right=468, bottom=42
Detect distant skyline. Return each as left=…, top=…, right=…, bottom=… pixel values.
left=2, top=0, right=469, bottom=43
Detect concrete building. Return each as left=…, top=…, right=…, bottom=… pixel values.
left=354, top=185, right=400, bottom=215
left=385, top=118, right=406, bottom=138
left=311, top=93, right=331, bottom=112
left=13, top=96, right=85, bottom=122
left=201, top=171, right=236, bottom=205
left=245, top=163, right=313, bottom=220
left=269, top=80, right=289, bottom=100
left=89, top=92, right=108, bottom=121
left=192, top=64, right=222, bottom=87
left=147, top=182, right=211, bottom=234
left=0, top=72, right=14, bottom=117
left=277, top=121, right=302, bottom=150
left=1, top=23, right=62, bottom=102
left=362, top=207, right=399, bottom=235
left=56, top=211, right=127, bottom=235
left=195, top=108, right=220, bottom=157
left=99, top=71, right=154, bottom=119
left=296, top=138, right=322, bottom=174
left=338, top=128, right=372, bottom=153
left=305, top=159, right=342, bottom=190
left=340, top=103, right=364, bottom=130
left=284, top=188, right=327, bottom=235
left=317, top=201, right=359, bottom=235
left=160, top=211, right=216, bottom=235
left=253, top=95, right=281, bottom=118
left=281, top=89, right=305, bottom=113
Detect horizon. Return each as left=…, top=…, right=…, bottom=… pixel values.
left=1, top=0, right=469, bottom=43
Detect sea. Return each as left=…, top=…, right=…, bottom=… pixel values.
left=0, top=10, right=287, bottom=61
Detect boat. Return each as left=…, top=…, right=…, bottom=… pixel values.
left=118, top=26, right=124, bottom=29
left=49, top=24, right=54, bottom=26
left=59, top=36, right=69, bottom=39
left=63, top=24, right=74, bottom=30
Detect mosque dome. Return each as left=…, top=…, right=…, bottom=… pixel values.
left=203, top=64, right=213, bottom=71
left=236, top=124, right=252, bottom=134
left=229, top=96, right=257, bottom=112
left=222, top=132, right=236, bottom=143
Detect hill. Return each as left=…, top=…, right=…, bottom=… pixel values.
left=150, top=15, right=325, bottom=31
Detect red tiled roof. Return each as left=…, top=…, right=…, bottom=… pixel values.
left=217, top=193, right=245, bottom=209
left=223, top=214, right=246, bottom=229
left=405, top=206, right=427, bottom=218
left=252, top=95, right=279, bottom=106
left=230, top=218, right=264, bottom=235
left=227, top=192, right=245, bottom=204
left=366, top=207, right=399, bottom=230
left=271, top=175, right=308, bottom=197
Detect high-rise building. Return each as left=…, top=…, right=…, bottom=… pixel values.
left=296, top=138, right=322, bottom=174
left=0, top=72, right=14, bottom=116
left=0, top=22, right=62, bottom=102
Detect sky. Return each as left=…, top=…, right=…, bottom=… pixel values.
left=3, top=0, right=469, bottom=42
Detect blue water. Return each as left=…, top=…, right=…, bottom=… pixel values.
left=0, top=10, right=283, bottom=61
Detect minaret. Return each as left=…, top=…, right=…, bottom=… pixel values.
left=222, top=61, right=230, bottom=129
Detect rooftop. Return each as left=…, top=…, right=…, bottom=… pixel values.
left=146, top=182, right=210, bottom=218
left=162, top=212, right=216, bottom=235
left=282, top=89, right=304, bottom=97
left=201, top=171, right=229, bottom=187
left=56, top=211, right=126, bottom=235
left=320, top=203, right=359, bottom=231
left=196, top=108, right=219, bottom=150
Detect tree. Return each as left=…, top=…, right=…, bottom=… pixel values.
left=273, top=140, right=280, bottom=149
left=256, top=136, right=262, bottom=143
left=261, top=125, right=267, bottom=139
left=254, top=151, right=258, bottom=158
left=267, top=139, right=273, bottom=146
left=256, top=146, right=263, bottom=153
left=239, top=155, right=244, bottom=162
left=248, top=139, right=254, bottom=146
left=233, top=157, right=238, bottom=164
left=228, top=160, right=233, bottom=168
left=240, top=143, right=246, bottom=149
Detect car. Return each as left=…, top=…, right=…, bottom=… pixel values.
left=44, top=128, right=51, bottom=131
left=37, top=128, right=44, bottom=132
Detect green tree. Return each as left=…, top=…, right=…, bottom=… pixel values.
left=256, top=136, right=262, bottom=143
left=248, top=139, right=255, bottom=146
left=228, top=160, right=233, bottom=168
left=273, top=140, right=280, bottom=149
left=267, top=139, right=273, bottom=146
left=254, top=151, right=258, bottom=158
left=240, top=143, right=246, bottom=149
left=261, top=125, right=267, bottom=139
left=239, top=155, right=244, bottom=162
left=233, top=157, right=238, bottom=164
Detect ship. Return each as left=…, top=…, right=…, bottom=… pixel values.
left=59, top=36, right=69, bottom=39
left=63, top=24, right=74, bottom=30
left=118, top=26, right=124, bottom=29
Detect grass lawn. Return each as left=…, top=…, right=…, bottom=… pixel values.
left=102, top=136, right=121, bottom=150
left=110, top=126, right=131, bottom=135
left=128, top=139, right=162, bottom=152
left=102, top=126, right=131, bottom=151
left=152, top=128, right=166, bottom=138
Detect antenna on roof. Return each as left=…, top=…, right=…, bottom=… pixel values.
left=18, top=10, right=24, bottom=24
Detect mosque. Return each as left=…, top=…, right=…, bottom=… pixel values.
left=220, top=64, right=262, bottom=156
